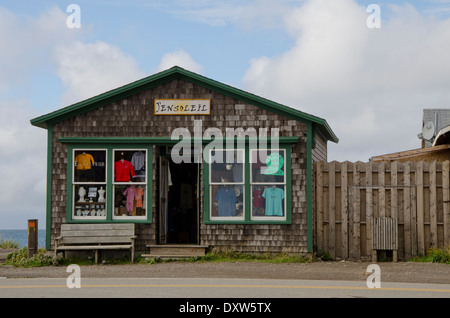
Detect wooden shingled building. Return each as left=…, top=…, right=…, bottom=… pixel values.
left=30, top=66, right=338, bottom=258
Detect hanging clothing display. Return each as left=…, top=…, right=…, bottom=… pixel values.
left=232, top=163, right=243, bottom=182
left=131, top=151, right=146, bottom=171
left=75, top=152, right=94, bottom=170
left=262, top=187, right=284, bottom=216
left=253, top=187, right=264, bottom=208
left=215, top=186, right=236, bottom=216
left=131, top=151, right=146, bottom=178
left=123, top=186, right=137, bottom=212
left=135, top=186, right=144, bottom=208
left=115, top=159, right=135, bottom=182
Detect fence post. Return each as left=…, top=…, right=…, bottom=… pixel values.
left=316, top=161, right=324, bottom=252
left=443, top=161, right=450, bottom=248
left=351, top=162, right=361, bottom=260
left=27, top=219, right=38, bottom=257
left=328, top=161, right=336, bottom=259
left=416, top=161, right=425, bottom=256
left=404, top=162, right=412, bottom=259
left=341, top=162, right=348, bottom=259
left=430, top=161, right=438, bottom=249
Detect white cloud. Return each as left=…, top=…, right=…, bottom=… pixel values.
left=0, top=99, right=47, bottom=228
left=55, top=41, right=147, bottom=105
left=156, top=49, right=204, bottom=74
left=150, top=0, right=297, bottom=29
left=0, top=6, right=74, bottom=229
left=0, top=7, right=74, bottom=93
left=242, top=0, right=450, bottom=161
left=0, top=6, right=147, bottom=228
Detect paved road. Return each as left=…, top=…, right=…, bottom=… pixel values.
left=1, top=277, right=450, bottom=299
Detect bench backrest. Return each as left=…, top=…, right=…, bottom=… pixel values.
left=59, top=223, right=135, bottom=245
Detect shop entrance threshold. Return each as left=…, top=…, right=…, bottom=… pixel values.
left=142, top=244, right=209, bottom=259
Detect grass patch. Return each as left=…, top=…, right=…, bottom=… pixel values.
left=2, top=247, right=62, bottom=267
left=2, top=246, right=314, bottom=267
left=2, top=247, right=135, bottom=267
left=141, top=249, right=314, bottom=264
left=0, top=236, right=20, bottom=249
left=409, top=247, right=450, bottom=264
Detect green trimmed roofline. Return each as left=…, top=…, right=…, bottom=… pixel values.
left=30, top=66, right=338, bottom=143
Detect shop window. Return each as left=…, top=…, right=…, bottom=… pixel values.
left=205, top=146, right=290, bottom=224
left=209, top=149, right=245, bottom=220
left=251, top=149, right=286, bottom=220
left=113, top=150, right=147, bottom=219
left=72, top=149, right=107, bottom=219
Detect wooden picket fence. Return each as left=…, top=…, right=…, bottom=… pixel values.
left=314, top=160, right=450, bottom=261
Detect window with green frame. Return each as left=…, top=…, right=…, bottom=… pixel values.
left=72, top=148, right=107, bottom=220
left=66, top=144, right=152, bottom=223
left=204, top=144, right=291, bottom=224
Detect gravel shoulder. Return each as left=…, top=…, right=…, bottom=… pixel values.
left=1, top=259, right=450, bottom=284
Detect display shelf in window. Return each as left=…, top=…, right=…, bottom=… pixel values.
left=73, top=184, right=107, bottom=218
left=74, top=202, right=106, bottom=217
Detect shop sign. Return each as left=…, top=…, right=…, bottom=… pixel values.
left=154, top=99, right=210, bottom=115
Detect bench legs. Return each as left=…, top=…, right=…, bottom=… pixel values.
left=54, top=247, right=134, bottom=264
left=54, top=250, right=65, bottom=259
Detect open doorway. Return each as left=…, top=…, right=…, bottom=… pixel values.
left=159, top=147, right=200, bottom=244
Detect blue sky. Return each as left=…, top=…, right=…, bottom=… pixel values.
left=2, top=0, right=450, bottom=229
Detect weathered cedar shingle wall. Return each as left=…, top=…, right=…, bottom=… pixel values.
left=312, top=131, right=328, bottom=162
left=50, top=79, right=312, bottom=254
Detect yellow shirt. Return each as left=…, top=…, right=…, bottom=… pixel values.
left=75, top=153, right=94, bottom=170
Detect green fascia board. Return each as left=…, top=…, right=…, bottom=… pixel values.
left=30, top=66, right=338, bottom=143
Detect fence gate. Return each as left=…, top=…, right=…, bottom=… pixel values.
left=346, top=184, right=412, bottom=261
left=371, top=217, right=398, bottom=262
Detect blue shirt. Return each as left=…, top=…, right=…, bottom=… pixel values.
left=263, top=187, right=284, bottom=216
left=215, top=187, right=236, bottom=216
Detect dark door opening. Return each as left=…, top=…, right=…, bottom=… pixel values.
left=159, top=147, right=199, bottom=245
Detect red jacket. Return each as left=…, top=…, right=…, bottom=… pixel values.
left=115, top=160, right=135, bottom=182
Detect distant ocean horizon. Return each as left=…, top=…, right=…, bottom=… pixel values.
left=0, top=229, right=46, bottom=248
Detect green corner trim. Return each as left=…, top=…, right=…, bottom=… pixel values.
left=306, top=123, right=313, bottom=253
left=45, top=124, right=53, bottom=250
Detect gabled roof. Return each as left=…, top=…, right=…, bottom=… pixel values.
left=30, top=66, right=338, bottom=143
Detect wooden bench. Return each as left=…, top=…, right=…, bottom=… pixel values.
left=54, top=224, right=136, bottom=263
